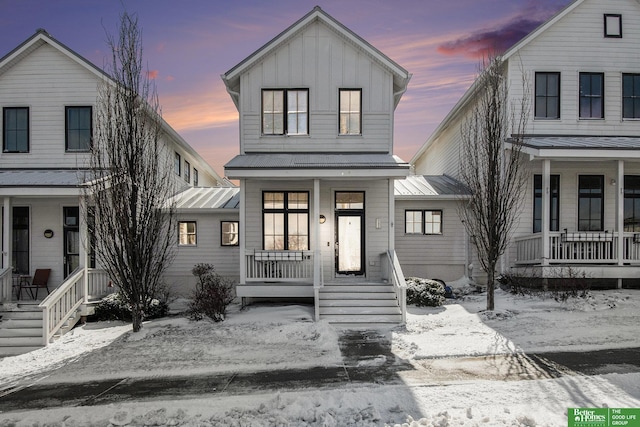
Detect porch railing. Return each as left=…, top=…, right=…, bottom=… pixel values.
left=245, top=250, right=314, bottom=282
left=87, top=269, right=115, bottom=298
left=39, top=267, right=85, bottom=345
left=0, top=267, right=12, bottom=303
left=514, top=232, right=640, bottom=264
left=381, top=250, right=407, bottom=324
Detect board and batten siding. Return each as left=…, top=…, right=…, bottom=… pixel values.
left=243, top=179, right=391, bottom=282
left=395, top=199, right=467, bottom=282
left=508, top=0, right=640, bottom=135
left=0, top=43, right=95, bottom=168
left=239, top=20, right=394, bottom=154
left=165, top=211, right=240, bottom=296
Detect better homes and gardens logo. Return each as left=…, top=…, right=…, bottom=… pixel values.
left=568, top=408, right=640, bottom=427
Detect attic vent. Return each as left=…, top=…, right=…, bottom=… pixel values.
left=604, top=14, right=622, bottom=38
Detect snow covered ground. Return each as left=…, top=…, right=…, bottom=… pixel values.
left=0, top=288, right=639, bottom=426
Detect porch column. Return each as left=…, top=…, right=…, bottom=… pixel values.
left=388, top=179, right=395, bottom=251
left=313, top=179, right=320, bottom=287
left=239, top=179, right=246, bottom=285
left=617, top=160, right=624, bottom=268
left=2, top=197, right=11, bottom=271
left=541, top=159, right=550, bottom=266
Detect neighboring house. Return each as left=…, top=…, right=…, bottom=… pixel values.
left=412, top=0, right=640, bottom=288
left=221, top=6, right=412, bottom=323
left=0, top=30, right=223, bottom=355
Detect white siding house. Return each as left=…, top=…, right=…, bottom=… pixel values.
left=0, top=30, right=224, bottom=353
left=412, top=0, right=640, bottom=288
left=221, top=7, right=412, bottom=322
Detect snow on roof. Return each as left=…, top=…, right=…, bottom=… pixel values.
left=169, top=186, right=240, bottom=211
left=395, top=175, right=470, bottom=199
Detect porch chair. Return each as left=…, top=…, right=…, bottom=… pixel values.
left=19, top=268, right=51, bottom=300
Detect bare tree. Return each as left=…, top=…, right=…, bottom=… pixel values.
left=84, top=12, right=176, bottom=332
left=458, top=56, right=529, bottom=311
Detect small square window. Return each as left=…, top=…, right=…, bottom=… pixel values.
left=405, top=210, right=422, bottom=234
left=424, top=210, right=442, bottom=234
left=179, top=221, right=197, bottom=245
left=221, top=221, right=239, bottom=246
left=604, top=14, right=622, bottom=38
left=184, top=160, right=191, bottom=183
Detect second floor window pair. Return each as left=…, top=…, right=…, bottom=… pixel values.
left=261, top=89, right=361, bottom=136
left=2, top=106, right=92, bottom=153
left=535, top=72, right=640, bottom=120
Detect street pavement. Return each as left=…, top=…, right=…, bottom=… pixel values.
left=0, top=330, right=638, bottom=412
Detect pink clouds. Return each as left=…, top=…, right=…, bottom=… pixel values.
left=147, top=69, right=159, bottom=80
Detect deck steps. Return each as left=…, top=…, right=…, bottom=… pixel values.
left=0, top=302, right=45, bottom=357
left=318, top=282, right=402, bottom=324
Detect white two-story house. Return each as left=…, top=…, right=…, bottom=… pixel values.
left=0, top=29, right=223, bottom=354
left=413, top=0, right=640, bottom=288
left=221, top=7, right=412, bottom=322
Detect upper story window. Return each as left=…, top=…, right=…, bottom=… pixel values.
left=193, top=168, right=199, bottom=186
left=174, top=152, right=181, bottom=176
left=184, top=160, right=191, bottom=183
left=604, top=14, right=622, bottom=38
left=339, top=89, right=361, bottom=135
left=579, top=73, right=604, bottom=119
left=534, top=73, right=560, bottom=119
left=262, top=89, right=308, bottom=136
left=623, top=74, right=640, bottom=119
left=3, top=107, right=29, bottom=153
left=65, top=106, right=92, bottom=152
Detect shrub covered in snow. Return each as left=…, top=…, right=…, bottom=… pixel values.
left=188, top=263, right=235, bottom=322
left=94, top=292, right=168, bottom=321
left=405, top=277, right=445, bottom=307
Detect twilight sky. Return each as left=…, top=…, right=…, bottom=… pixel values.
left=0, top=0, right=571, bottom=176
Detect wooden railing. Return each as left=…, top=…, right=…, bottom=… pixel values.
left=87, top=269, right=115, bottom=298
left=0, top=267, right=12, bottom=303
left=39, top=267, right=85, bottom=345
left=381, top=250, right=406, bottom=324
left=514, top=234, right=542, bottom=264
left=245, top=250, right=314, bottom=282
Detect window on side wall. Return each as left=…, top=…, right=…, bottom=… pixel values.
left=604, top=14, right=622, bottom=38
left=534, top=73, right=560, bottom=119
left=579, top=73, right=604, bottom=119
left=174, top=152, right=181, bottom=176
left=263, top=191, right=309, bottom=250
left=193, top=168, right=199, bottom=186
left=3, top=107, right=29, bottom=153
left=533, top=174, right=560, bottom=233
left=184, top=160, right=191, bottom=183
left=339, top=89, right=361, bottom=135
left=178, top=221, right=197, bottom=245
left=65, top=106, right=92, bottom=151
left=262, top=89, right=308, bottom=136
left=221, top=221, right=239, bottom=246
left=405, top=210, right=442, bottom=235
left=622, top=74, right=640, bottom=119
left=578, top=175, right=604, bottom=231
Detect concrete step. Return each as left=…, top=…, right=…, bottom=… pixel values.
left=0, top=327, right=42, bottom=338
left=0, top=318, right=42, bottom=329
left=321, top=284, right=395, bottom=293
left=0, top=310, right=43, bottom=320
left=319, top=291, right=396, bottom=300
left=320, top=306, right=402, bottom=315
left=0, top=336, right=43, bottom=347
left=319, top=299, right=398, bottom=307
left=320, top=314, right=403, bottom=324
left=0, top=346, right=43, bottom=357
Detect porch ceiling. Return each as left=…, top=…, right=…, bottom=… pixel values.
left=511, top=136, right=640, bottom=161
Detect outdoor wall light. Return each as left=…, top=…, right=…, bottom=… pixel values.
left=319, top=215, right=326, bottom=224
left=43, top=229, right=54, bottom=238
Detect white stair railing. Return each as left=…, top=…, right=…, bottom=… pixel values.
left=39, top=267, right=85, bottom=345
left=381, top=250, right=407, bottom=324
left=0, top=267, right=13, bottom=303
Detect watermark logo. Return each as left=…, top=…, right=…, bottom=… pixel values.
left=568, top=408, right=640, bottom=427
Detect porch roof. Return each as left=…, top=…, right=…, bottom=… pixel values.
left=224, top=153, right=410, bottom=179
left=395, top=175, right=470, bottom=200
left=0, top=169, right=93, bottom=196
left=168, top=186, right=240, bottom=212
left=514, top=136, right=640, bottom=160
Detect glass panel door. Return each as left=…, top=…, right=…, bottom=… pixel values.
left=63, top=207, right=80, bottom=278
left=337, top=215, right=362, bottom=273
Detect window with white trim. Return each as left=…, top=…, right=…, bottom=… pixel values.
left=221, top=221, right=239, bottom=246
left=179, top=221, right=197, bottom=245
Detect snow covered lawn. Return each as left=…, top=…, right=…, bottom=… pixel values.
left=0, top=288, right=639, bottom=426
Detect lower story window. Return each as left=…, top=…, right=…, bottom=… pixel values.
left=533, top=174, right=560, bottom=232
left=12, top=206, right=29, bottom=274
left=263, top=191, right=309, bottom=250
left=405, top=210, right=442, bottom=235
left=578, top=175, right=604, bottom=231
left=624, top=175, right=640, bottom=231
left=179, top=221, right=197, bottom=245
left=221, top=221, right=239, bottom=246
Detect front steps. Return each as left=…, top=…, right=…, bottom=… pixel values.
left=0, top=301, right=44, bottom=357
left=318, top=282, right=402, bottom=324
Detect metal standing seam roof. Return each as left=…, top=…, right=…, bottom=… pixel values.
left=518, top=136, right=640, bottom=150
left=0, top=169, right=94, bottom=187
left=395, top=175, right=470, bottom=198
left=225, top=153, right=410, bottom=169
left=169, top=186, right=240, bottom=210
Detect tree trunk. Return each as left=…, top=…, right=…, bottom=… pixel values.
left=486, top=268, right=495, bottom=311
left=131, top=305, right=143, bottom=332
